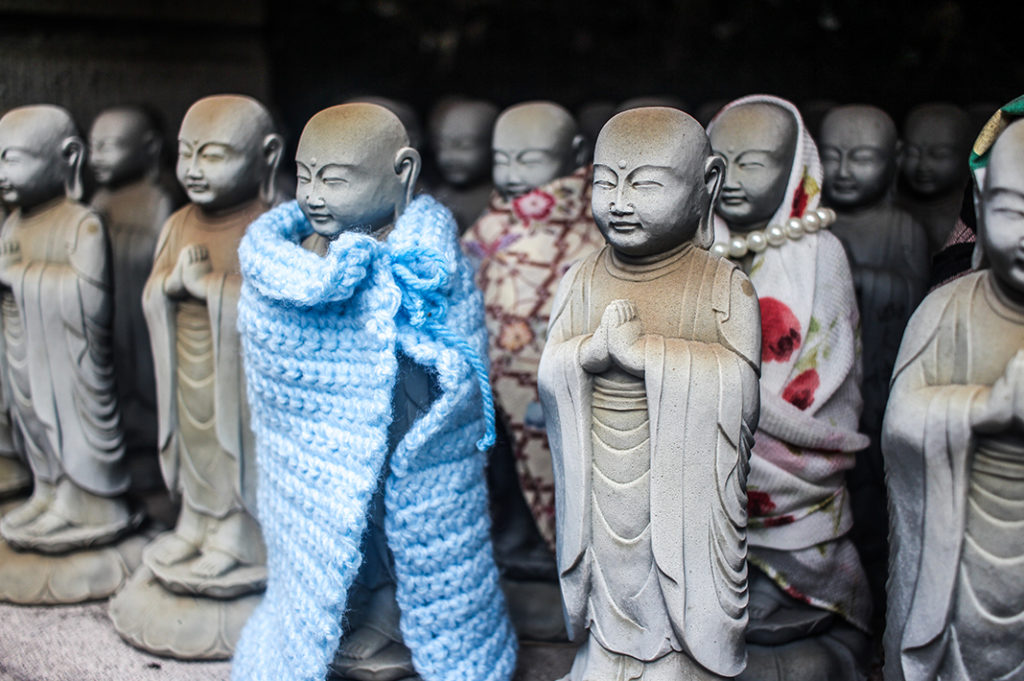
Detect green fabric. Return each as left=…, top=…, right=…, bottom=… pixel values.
left=969, top=95, right=1024, bottom=170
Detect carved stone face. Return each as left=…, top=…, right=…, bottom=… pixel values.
left=492, top=102, right=578, bottom=200
left=710, top=103, right=797, bottom=231
left=901, top=105, right=971, bottom=198
left=982, top=121, right=1024, bottom=299
left=0, top=107, right=74, bottom=210
left=89, top=108, right=155, bottom=187
left=295, top=103, right=417, bottom=239
left=820, top=105, right=898, bottom=209
left=430, top=101, right=496, bottom=187
left=176, top=96, right=272, bottom=212
left=592, top=108, right=709, bottom=258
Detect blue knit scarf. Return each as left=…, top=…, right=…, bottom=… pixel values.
left=231, top=197, right=516, bottom=681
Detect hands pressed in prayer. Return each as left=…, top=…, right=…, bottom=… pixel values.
left=580, top=299, right=646, bottom=376
left=972, top=349, right=1024, bottom=435
left=0, top=240, right=21, bottom=286
left=179, top=243, right=213, bottom=301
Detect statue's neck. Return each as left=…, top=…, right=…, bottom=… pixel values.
left=195, top=195, right=264, bottom=222
left=19, top=194, right=65, bottom=219
left=611, top=241, right=692, bottom=270
left=307, top=221, right=395, bottom=258
left=725, top=216, right=771, bottom=234
left=987, top=272, right=1024, bottom=319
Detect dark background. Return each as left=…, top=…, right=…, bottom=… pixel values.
left=1, top=0, right=1020, bottom=151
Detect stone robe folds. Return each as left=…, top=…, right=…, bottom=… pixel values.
left=883, top=271, right=1024, bottom=681
left=92, top=179, right=173, bottom=454
left=539, top=245, right=760, bottom=677
left=142, top=200, right=262, bottom=520
left=0, top=198, right=126, bottom=494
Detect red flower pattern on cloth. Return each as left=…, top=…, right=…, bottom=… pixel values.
left=782, top=368, right=821, bottom=410
left=512, top=189, right=556, bottom=225
left=748, top=490, right=776, bottom=517
left=759, top=297, right=802, bottom=362
left=790, top=172, right=810, bottom=219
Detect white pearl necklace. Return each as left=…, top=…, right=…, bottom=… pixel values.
left=711, top=207, right=837, bottom=260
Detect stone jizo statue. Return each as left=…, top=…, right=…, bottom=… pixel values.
left=108, top=94, right=283, bottom=659
left=883, top=116, right=1024, bottom=681
left=819, top=104, right=929, bottom=604
left=462, top=101, right=602, bottom=557
left=539, top=106, right=761, bottom=681
left=896, top=103, right=973, bottom=253
left=89, top=106, right=175, bottom=481
left=428, top=97, right=498, bottom=234
left=0, top=105, right=134, bottom=550
left=708, top=95, right=872, bottom=681
left=230, top=102, right=516, bottom=681
left=0, top=104, right=145, bottom=605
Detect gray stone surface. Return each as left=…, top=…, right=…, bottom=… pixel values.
left=0, top=601, right=577, bottom=681
left=0, top=601, right=232, bottom=681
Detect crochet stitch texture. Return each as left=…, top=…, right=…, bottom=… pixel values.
left=231, top=196, right=516, bottom=681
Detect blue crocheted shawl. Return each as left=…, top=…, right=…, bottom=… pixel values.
left=231, top=196, right=516, bottom=681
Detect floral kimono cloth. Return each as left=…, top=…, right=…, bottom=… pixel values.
left=709, top=95, right=872, bottom=630
left=461, top=166, right=604, bottom=547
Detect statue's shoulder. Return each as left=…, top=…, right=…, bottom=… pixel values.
left=917, top=270, right=985, bottom=318
left=56, top=198, right=101, bottom=227
left=165, top=203, right=194, bottom=229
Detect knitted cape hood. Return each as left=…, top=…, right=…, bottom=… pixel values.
left=231, top=196, right=517, bottom=681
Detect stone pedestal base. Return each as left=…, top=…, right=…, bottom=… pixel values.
left=0, top=532, right=147, bottom=604
left=109, top=565, right=262, bottom=660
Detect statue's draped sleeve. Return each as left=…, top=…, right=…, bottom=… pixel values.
left=142, top=208, right=255, bottom=512
left=538, top=254, right=760, bottom=678
left=6, top=207, right=126, bottom=495
left=881, top=276, right=983, bottom=681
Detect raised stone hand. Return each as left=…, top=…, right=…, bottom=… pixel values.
left=604, top=299, right=645, bottom=375
left=580, top=310, right=611, bottom=373
left=0, top=240, right=22, bottom=286
left=973, top=349, right=1024, bottom=434
left=180, top=243, right=212, bottom=301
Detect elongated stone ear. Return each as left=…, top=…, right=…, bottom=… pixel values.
left=698, top=153, right=726, bottom=249
left=394, top=146, right=421, bottom=211
left=571, top=133, right=587, bottom=170
left=260, top=133, right=284, bottom=205
left=144, top=130, right=162, bottom=182
left=972, top=178, right=988, bottom=270
left=62, top=136, right=85, bottom=201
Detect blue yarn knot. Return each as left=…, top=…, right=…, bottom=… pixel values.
left=388, top=246, right=496, bottom=452
left=390, top=247, right=450, bottom=327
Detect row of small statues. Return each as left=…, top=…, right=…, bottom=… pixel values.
left=0, top=89, right=1017, bottom=681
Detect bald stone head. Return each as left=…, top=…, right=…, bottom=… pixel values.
left=295, top=103, right=421, bottom=240
left=348, top=96, right=423, bottom=151
left=89, top=106, right=161, bottom=187
left=593, top=107, right=723, bottom=257
left=981, top=119, right=1024, bottom=303
left=492, top=101, right=583, bottom=199
left=176, top=94, right=282, bottom=212
left=429, top=99, right=498, bottom=186
left=901, top=103, right=972, bottom=197
left=0, top=104, right=84, bottom=209
left=710, top=102, right=798, bottom=231
left=820, top=105, right=899, bottom=209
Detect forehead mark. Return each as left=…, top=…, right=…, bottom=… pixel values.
left=618, top=160, right=627, bottom=169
